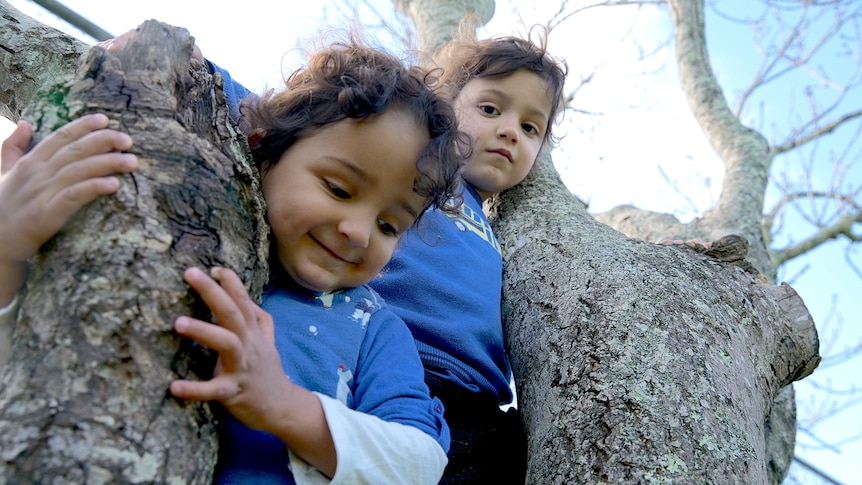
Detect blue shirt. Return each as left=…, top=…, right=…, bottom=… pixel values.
left=372, top=186, right=513, bottom=404
left=215, top=285, right=449, bottom=484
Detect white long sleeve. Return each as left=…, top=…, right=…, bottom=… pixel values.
left=290, top=392, right=447, bottom=485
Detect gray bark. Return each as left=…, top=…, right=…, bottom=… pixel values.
left=595, top=1, right=798, bottom=482
left=0, top=0, right=88, bottom=122
left=0, top=17, right=268, bottom=484
left=394, top=0, right=494, bottom=56
left=487, top=152, right=819, bottom=483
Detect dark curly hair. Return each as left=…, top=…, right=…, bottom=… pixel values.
left=436, top=24, right=568, bottom=148
left=240, top=39, right=470, bottom=217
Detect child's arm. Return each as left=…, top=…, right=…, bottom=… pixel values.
left=0, top=114, right=136, bottom=307
left=172, top=268, right=448, bottom=483
left=170, top=267, right=338, bottom=477
left=293, top=395, right=448, bottom=484
left=290, top=303, right=449, bottom=484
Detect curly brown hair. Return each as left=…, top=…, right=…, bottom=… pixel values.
left=240, top=39, right=470, bottom=217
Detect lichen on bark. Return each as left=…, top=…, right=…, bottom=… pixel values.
left=0, top=20, right=268, bottom=483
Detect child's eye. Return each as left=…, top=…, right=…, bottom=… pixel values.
left=479, top=104, right=499, bottom=116
left=325, top=180, right=351, bottom=199
left=522, top=123, right=540, bottom=136
left=377, top=219, right=399, bottom=237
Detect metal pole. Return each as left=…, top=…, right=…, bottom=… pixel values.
left=29, top=0, right=113, bottom=41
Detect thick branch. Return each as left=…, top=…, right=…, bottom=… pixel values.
left=668, top=0, right=773, bottom=274
left=0, top=21, right=267, bottom=483
left=393, top=0, right=494, bottom=56
left=0, top=0, right=88, bottom=121
left=488, top=152, right=820, bottom=483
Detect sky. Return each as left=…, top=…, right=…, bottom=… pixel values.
left=2, top=0, right=860, bottom=483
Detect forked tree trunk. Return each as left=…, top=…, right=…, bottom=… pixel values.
left=0, top=20, right=268, bottom=483
left=393, top=0, right=818, bottom=481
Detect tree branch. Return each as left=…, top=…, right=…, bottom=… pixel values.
left=0, top=0, right=88, bottom=121
left=669, top=0, right=773, bottom=275
left=770, top=212, right=861, bottom=266
left=773, top=108, right=862, bottom=154
left=792, top=455, right=846, bottom=485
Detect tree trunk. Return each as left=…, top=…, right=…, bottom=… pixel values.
left=487, top=152, right=819, bottom=483
left=0, top=18, right=268, bottom=484
left=0, top=0, right=88, bottom=122
left=594, top=1, right=799, bottom=482
left=394, top=0, right=495, bottom=56
left=396, top=0, right=820, bottom=482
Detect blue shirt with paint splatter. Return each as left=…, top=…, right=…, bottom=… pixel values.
left=214, top=284, right=449, bottom=483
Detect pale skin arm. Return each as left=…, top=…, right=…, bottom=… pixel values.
left=0, top=114, right=137, bottom=307
left=170, top=267, right=338, bottom=477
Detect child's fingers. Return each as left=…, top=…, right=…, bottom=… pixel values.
left=169, top=377, right=240, bottom=402
left=0, top=121, right=33, bottom=175
left=94, top=30, right=136, bottom=53
left=253, top=305, right=276, bottom=344
left=174, top=316, right=242, bottom=359
left=183, top=267, right=249, bottom=340
left=209, top=267, right=258, bottom=330
left=45, top=175, right=119, bottom=218
left=24, top=114, right=112, bottom=161
left=47, top=151, right=137, bottom=202
left=51, top=151, right=138, bottom=192
left=41, top=127, right=134, bottom=176
left=22, top=151, right=136, bottom=241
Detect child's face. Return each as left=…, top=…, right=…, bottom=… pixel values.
left=455, top=69, right=552, bottom=200
left=261, top=109, right=429, bottom=292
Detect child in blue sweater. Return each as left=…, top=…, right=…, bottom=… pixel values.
left=0, top=39, right=468, bottom=484
left=122, top=25, right=566, bottom=484
left=369, top=31, right=568, bottom=484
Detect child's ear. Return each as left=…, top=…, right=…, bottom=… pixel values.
left=247, top=131, right=263, bottom=150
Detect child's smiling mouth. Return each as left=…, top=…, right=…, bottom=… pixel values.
left=311, top=235, right=356, bottom=265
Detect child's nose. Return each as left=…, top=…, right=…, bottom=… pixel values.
left=338, top=215, right=372, bottom=248
left=497, top=116, right=520, bottom=143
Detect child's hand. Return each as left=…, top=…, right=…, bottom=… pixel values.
left=0, top=114, right=136, bottom=266
left=172, top=268, right=337, bottom=475
left=658, top=238, right=712, bottom=250
left=0, top=115, right=136, bottom=262
left=170, top=267, right=294, bottom=433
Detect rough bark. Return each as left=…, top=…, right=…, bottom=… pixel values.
left=487, top=152, right=819, bottom=483
left=595, top=1, right=798, bottom=482
left=398, top=0, right=818, bottom=482
left=0, top=0, right=88, bottom=122
left=0, top=19, right=268, bottom=484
